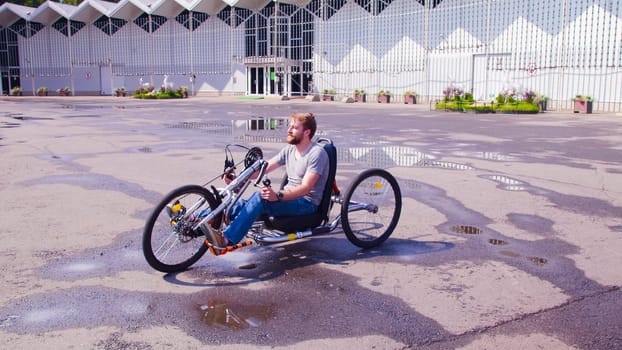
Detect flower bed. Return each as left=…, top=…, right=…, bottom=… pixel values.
left=435, top=85, right=541, bottom=114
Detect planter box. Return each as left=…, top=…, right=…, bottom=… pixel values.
left=404, top=95, right=416, bottom=104
left=377, top=95, right=391, bottom=103
left=354, top=94, right=366, bottom=102
left=322, top=95, right=334, bottom=101
left=573, top=100, right=592, bottom=114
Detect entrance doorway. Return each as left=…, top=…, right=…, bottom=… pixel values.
left=248, top=66, right=285, bottom=96
left=244, top=57, right=308, bottom=97
left=249, top=67, right=264, bottom=95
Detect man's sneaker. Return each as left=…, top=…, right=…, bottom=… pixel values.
left=200, top=222, right=226, bottom=249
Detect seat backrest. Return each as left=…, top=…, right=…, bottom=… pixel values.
left=316, top=139, right=337, bottom=222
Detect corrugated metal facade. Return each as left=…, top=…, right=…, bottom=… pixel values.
left=1, top=0, right=620, bottom=112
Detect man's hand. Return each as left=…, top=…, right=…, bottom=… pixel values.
left=260, top=185, right=278, bottom=202
left=223, top=169, right=236, bottom=184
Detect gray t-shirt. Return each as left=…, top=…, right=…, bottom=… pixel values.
left=273, top=143, right=329, bottom=206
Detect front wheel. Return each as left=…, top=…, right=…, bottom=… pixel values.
left=143, top=185, right=219, bottom=273
left=341, top=169, right=402, bottom=248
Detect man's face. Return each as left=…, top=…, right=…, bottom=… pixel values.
left=286, top=119, right=307, bottom=145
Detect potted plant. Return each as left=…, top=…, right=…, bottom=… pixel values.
left=322, top=89, right=335, bottom=101
left=534, top=94, right=549, bottom=112
left=37, top=87, right=48, bottom=96
left=354, top=89, right=366, bottom=102
left=404, top=90, right=417, bottom=104
left=573, top=95, right=593, bottom=114
left=11, top=86, right=23, bottom=96
left=377, top=90, right=391, bottom=103
left=115, top=87, right=126, bottom=97
left=178, top=86, right=189, bottom=98
left=57, top=86, right=71, bottom=96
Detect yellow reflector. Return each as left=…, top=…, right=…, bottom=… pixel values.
left=172, top=203, right=182, bottom=213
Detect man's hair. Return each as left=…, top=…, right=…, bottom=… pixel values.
left=290, top=112, right=317, bottom=139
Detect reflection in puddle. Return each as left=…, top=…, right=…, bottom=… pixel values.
left=198, top=300, right=275, bottom=330
left=451, top=225, right=482, bottom=234
left=238, top=134, right=284, bottom=143
left=167, top=121, right=231, bottom=136
left=482, top=174, right=527, bottom=191
left=421, top=160, right=472, bottom=170
left=341, top=146, right=433, bottom=167
left=338, top=145, right=472, bottom=170
left=451, top=151, right=518, bottom=162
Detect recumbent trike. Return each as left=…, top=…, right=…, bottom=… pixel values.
left=142, top=138, right=402, bottom=273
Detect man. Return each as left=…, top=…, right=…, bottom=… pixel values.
left=202, top=112, right=329, bottom=248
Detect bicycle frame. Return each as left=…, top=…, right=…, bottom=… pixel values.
left=191, top=158, right=268, bottom=234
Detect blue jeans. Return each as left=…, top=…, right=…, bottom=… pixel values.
left=224, top=192, right=317, bottom=244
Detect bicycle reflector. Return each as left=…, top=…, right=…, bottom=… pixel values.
left=244, top=147, right=263, bottom=168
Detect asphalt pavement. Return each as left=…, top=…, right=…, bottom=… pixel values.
left=0, top=95, right=620, bottom=349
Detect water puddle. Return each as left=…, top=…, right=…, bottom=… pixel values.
left=197, top=300, right=275, bottom=330
left=609, top=225, right=622, bottom=232
left=488, top=238, right=508, bottom=245
left=451, top=225, right=482, bottom=234
left=481, top=174, right=527, bottom=191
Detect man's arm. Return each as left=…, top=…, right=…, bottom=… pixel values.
left=224, top=156, right=281, bottom=184
left=276, top=171, right=320, bottom=202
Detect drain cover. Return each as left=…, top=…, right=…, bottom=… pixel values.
left=451, top=225, right=482, bottom=234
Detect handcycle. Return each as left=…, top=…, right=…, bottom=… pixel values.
left=142, top=138, right=402, bottom=273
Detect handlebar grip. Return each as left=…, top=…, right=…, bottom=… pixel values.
left=254, top=161, right=268, bottom=186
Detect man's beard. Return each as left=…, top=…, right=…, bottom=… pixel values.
left=287, top=134, right=301, bottom=145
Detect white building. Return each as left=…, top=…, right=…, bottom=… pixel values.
left=1, top=0, right=620, bottom=112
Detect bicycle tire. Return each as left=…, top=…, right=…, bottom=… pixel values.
left=341, top=169, right=402, bottom=248
left=143, top=184, right=220, bottom=273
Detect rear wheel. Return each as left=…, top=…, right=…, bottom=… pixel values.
left=341, top=169, right=402, bottom=248
left=143, top=185, right=219, bottom=273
